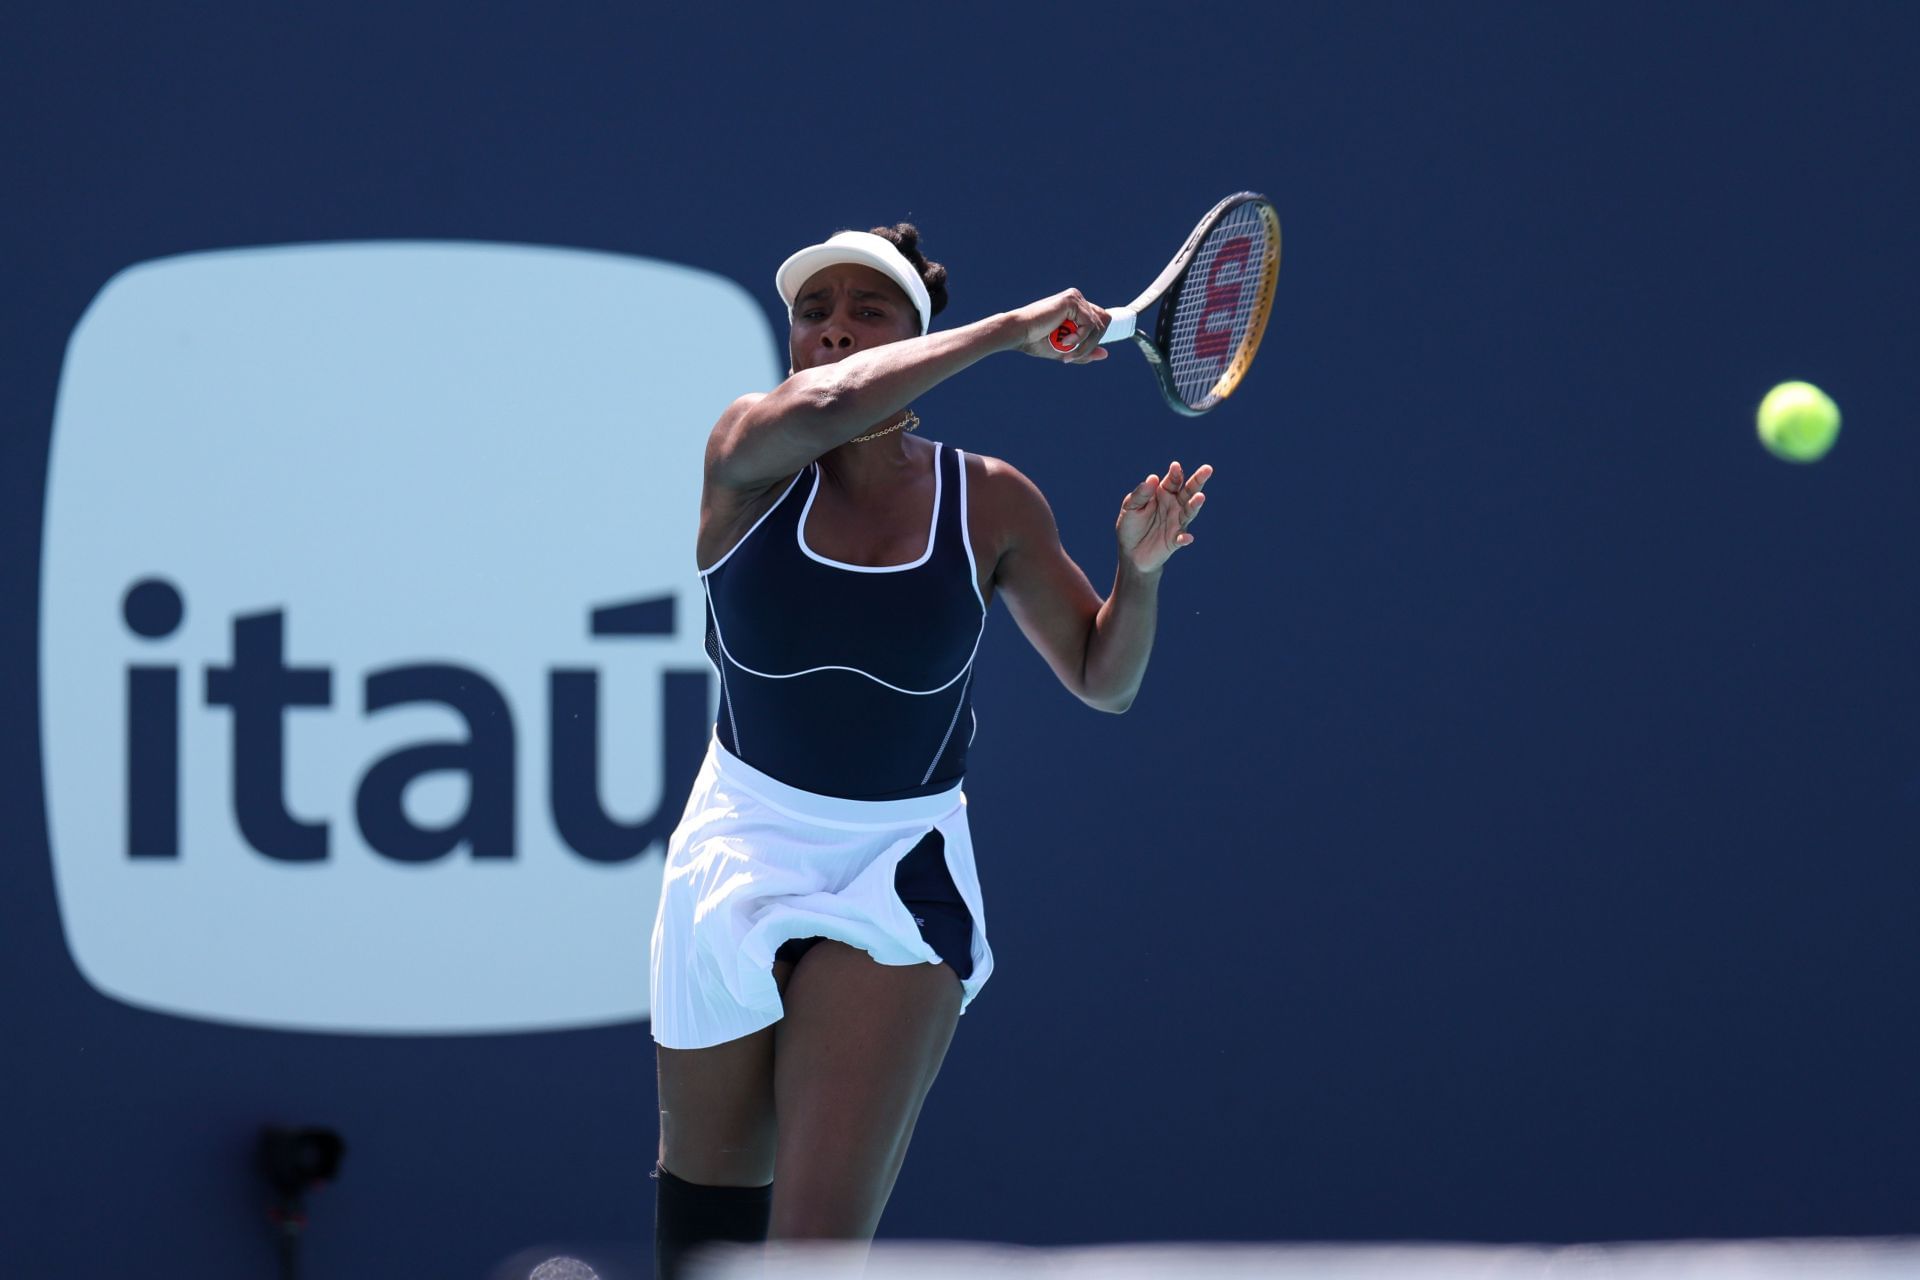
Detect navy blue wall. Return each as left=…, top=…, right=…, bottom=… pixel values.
left=5, top=4, right=1917, bottom=1276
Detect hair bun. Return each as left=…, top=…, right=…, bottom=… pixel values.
left=880, top=222, right=920, bottom=255
left=869, top=221, right=948, bottom=319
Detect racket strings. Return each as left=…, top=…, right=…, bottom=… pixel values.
left=1164, top=201, right=1276, bottom=408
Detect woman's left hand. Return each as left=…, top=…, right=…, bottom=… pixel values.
left=1116, top=460, right=1212, bottom=573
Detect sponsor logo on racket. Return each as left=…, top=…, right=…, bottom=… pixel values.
left=1193, top=235, right=1253, bottom=369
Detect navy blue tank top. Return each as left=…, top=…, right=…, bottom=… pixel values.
left=701, top=441, right=987, bottom=800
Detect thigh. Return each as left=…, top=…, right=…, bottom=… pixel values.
left=653, top=957, right=798, bottom=1186
left=654, top=1039, right=773, bottom=1187
left=769, top=941, right=962, bottom=1240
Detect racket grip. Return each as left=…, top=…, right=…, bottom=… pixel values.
left=1048, top=307, right=1138, bottom=352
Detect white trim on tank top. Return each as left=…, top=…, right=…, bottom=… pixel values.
left=699, top=443, right=986, bottom=608
left=697, top=438, right=989, bottom=694
left=955, top=448, right=988, bottom=612
left=697, top=468, right=810, bottom=579
left=797, top=442, right=943, bottom=573
left=703, top=574, right=986, bottom=695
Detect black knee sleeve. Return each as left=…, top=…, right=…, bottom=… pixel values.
left=653, top=1163, right=772, bottom=1280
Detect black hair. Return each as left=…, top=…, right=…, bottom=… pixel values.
left=867, top=222, right=948, bottom=319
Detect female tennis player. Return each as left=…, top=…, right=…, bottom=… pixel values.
left=650, top=223, right=1212, bottom=1277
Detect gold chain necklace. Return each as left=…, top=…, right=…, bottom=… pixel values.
left=849, top=410, right=920, bottom=444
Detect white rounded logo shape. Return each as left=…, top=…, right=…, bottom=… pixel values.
left=42, top=242, right=779, bottom=1034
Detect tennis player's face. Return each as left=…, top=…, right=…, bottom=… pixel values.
left=790, top=264, right=919, bottom=371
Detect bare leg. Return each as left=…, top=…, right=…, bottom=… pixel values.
left=654, top=957, right=795, bottom=1184
left=768, top=940, right=962, bottom=1240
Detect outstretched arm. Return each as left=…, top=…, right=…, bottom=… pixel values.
left=707, top=291, right=1112, bottom=490
left=987, top=457, right=1211, bottom=714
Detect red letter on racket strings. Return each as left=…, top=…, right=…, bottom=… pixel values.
left=1192, top=237, right=1252, bottom=368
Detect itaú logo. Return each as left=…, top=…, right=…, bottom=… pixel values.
left=41, top=242, right=779, bottom=1034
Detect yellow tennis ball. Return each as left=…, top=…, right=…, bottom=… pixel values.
left=1757, top=381, right=1841, bottom=462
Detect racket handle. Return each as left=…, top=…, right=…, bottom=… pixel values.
left=1048, top=307, right=1138, bottom=352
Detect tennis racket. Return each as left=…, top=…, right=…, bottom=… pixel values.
left=1051, top=191, right=1281, bottom=416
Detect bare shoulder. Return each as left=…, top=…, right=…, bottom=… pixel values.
left=963, top=452, right=1054, bottom=524
left=704, top=392, right=769, bottom=471
left=699, top=394, right=794, bottom=569
left=960, top=451, right=1060, bottom=568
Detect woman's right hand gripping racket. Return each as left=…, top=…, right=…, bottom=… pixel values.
left=1053, top=191, right=1281, bottom=417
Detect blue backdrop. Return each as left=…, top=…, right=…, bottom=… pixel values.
left=5, top=4, right=1918, bottom=1276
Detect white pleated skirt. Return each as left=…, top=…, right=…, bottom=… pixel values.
left=649, top=734, right=994, bottom=1050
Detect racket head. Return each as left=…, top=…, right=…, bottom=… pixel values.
left=1133, top=193, right=1281, bottom=415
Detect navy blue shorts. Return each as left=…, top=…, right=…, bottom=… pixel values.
left=773, top=829, right=975, bottom=980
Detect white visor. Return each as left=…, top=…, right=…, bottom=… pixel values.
left=775, top=230, right=933, bottom=335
